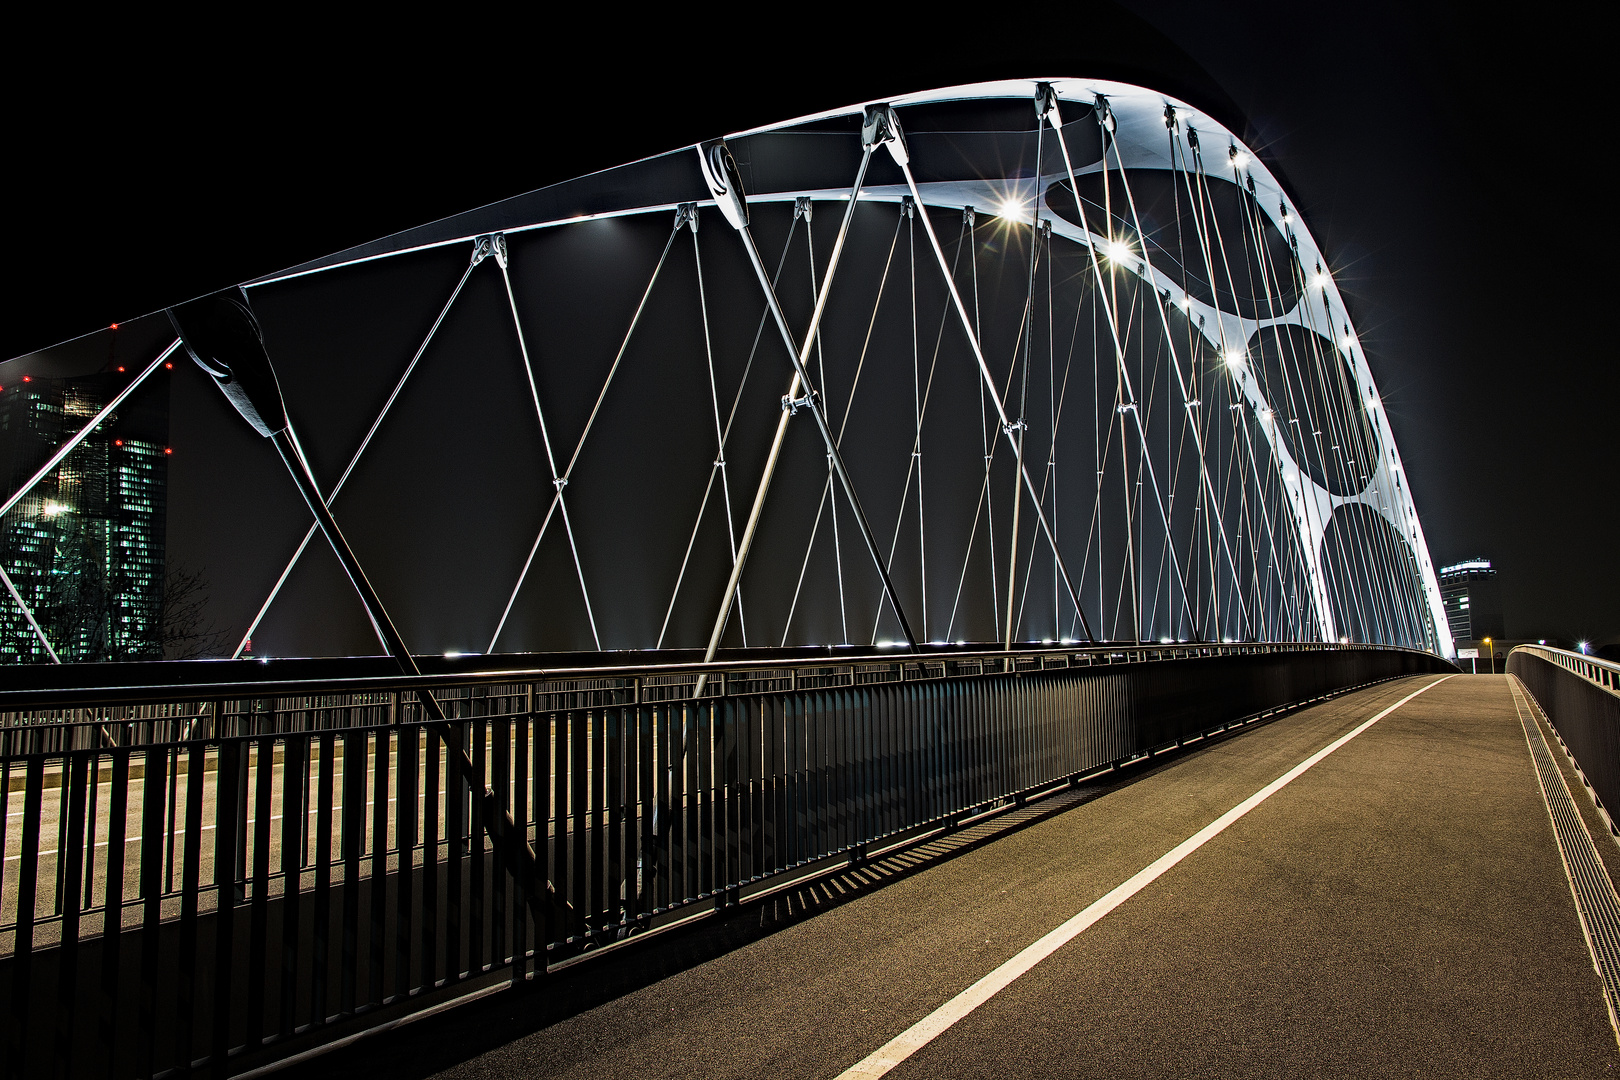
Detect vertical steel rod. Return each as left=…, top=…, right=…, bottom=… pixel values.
left=894, top=151, right=1095, bottom=644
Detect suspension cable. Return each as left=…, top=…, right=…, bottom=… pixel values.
left=780, top=206, right=906, bottom=645
left=660, top=213, right=805, bottom=649
left=232, top=249, right=479, bottom=659
left=489, top=220, right=683, bottom=651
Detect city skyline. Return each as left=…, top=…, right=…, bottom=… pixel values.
left=0, top=368, right=170, bottom=662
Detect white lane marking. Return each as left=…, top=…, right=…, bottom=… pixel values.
left=836, top=674, right=1456, bottom=1079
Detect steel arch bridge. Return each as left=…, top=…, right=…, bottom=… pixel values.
left=0, top=78, right=1452, bottom=665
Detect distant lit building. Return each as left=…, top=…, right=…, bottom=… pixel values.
left=0, top=369, right=169, bottom=662
left=1439, top=557, right=1504, bottom=649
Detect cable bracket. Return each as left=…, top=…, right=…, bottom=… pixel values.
left=861, top=104, right=909, bottom=166
left=471, top=233, right=508, bottom=269
left=782, top=392, right=817, bottom=415
left=1034, top=82, right=1058, bottom=125
left=675, top=202, right=698, bottom=232
left=1094, top=94, right=1115, bottom=133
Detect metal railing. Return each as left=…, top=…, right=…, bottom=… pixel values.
left=1508, top=645, right=1620, bottom=833
left=0, top=642, right=1451, bottom=1078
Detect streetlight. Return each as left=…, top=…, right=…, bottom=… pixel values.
left=1484, top=636, right=1494, bottom=674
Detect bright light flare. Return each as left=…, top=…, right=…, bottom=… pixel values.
left=1104, top=237, right=1135, bottom=262
left=42, top=501, right=69, bottom=516
left=993, top=195, right=1029, bottom=222
left=1223, top=348, right=1246, bottom=370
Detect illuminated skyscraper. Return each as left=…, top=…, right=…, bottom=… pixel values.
left=0, top=368, right=169, bottom=662
left=1439, top=558, right=1504, bottom=650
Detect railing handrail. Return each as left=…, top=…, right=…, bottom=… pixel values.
left=0, top=641, right=1440, bottom=714
left=0, top=643, right=1449, bottom=1078
left=1509, top=644, right=1620, bottom=697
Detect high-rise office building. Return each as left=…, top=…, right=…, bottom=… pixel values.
left=1439, top=558, right=1504, bottom=649
left=0, top=368, right=169, bottom=662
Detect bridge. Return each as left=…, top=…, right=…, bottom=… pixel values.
left=1, top=79, right=1615, bottom=1077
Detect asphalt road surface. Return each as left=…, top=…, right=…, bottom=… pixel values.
left=275, top=674, right=1620, bottom=1079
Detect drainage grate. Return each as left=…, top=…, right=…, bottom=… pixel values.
left=1512, top=676, right=1620, bottom=1045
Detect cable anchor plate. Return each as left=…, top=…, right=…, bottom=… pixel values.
left=471, top=233, right=508, bottom=268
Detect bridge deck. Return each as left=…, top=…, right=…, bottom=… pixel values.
left=278, top=675, right=1620, bottom=1079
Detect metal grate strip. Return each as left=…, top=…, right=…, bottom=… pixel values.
left=1512, top=675, right=1620, bottom=1045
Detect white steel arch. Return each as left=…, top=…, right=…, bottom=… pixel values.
left=678, top=79, right=1448, bottom=656
left=0, top=79, right=1451, bottom=662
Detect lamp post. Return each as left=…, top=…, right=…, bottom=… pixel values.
left=1484, top=636, right=1494, bottom=674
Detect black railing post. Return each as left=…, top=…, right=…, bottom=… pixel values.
left=246, top=734, right=274, bottom=1058
left=211, top=739, right=242, bottom=1077
left=98, top=747, right=130, bottom=1077
left=137, top=745, right=166, bottom=1079
left=8, top=758, right=43, bottom=1079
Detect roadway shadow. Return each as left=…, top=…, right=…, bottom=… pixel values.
left=277, top=717, right=1275, bottom=1080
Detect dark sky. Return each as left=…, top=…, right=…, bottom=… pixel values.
left=1109, top=0, right=1616, bottom=645
left=5, top=3, right=1613, bottom=648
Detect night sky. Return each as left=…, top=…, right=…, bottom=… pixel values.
left=5, top=2, right=1613, bottom=652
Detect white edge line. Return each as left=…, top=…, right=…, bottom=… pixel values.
left=836, top=673, right=1455, bottom=1079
